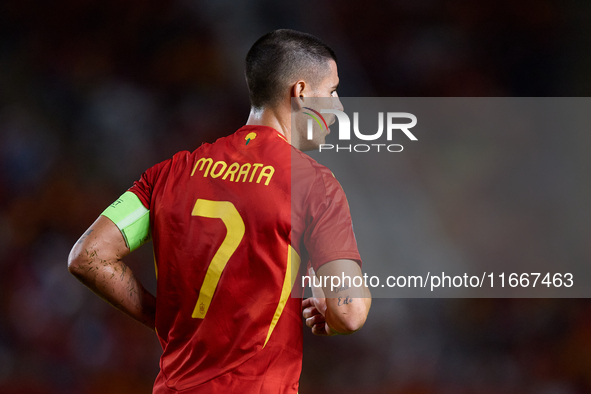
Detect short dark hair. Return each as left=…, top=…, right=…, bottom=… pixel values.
left=245, top=29, right=337, bottom=109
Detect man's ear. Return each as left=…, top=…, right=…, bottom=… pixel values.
left=291, top=80, right=307, bottom=111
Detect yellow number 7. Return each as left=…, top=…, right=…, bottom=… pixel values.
left=191, top=199, right=245, bottom=319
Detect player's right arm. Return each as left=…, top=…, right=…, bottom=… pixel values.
left=303, top=260, right=371, bottom=335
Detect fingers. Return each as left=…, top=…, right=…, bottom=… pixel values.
left=302, top=306, right=319, bottom=319
left=302, top=297, right=326, bottom=316
left=301, top=297, right=315, bottom=310
left=305, top=313, right=326, bottom=328
left=311, top=322, right=337, bottom=336
left=311, top=324, right=328, bottom=336
left=302, top=293, right=334, bottom=336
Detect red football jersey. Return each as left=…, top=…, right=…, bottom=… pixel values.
left=129, top=125, right=360, bottom=393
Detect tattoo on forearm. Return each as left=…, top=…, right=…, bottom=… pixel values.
left=335, top=285, right=350, bottom=293
left=338, top=295, right=353, bottom=306
left=77, top=229, right=93, bottom=244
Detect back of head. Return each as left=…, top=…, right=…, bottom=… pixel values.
left=245, top=29, right=337, bottom=110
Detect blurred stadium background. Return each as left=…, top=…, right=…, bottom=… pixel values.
left=2, top=0, right=591, bottom=393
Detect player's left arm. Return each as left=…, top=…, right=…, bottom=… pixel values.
left=68, top=215, right=156, bottom=330
left=303, top=260, right=371, bottom=336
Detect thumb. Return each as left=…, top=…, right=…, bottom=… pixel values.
left=308, top=267, right=324, bottom=300
left=307, top=267, right=328, bottom=314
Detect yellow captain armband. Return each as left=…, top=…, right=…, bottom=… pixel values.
left=101, top=191, right=151, bottom=251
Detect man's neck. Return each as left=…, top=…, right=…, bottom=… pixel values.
left=246, top=106, right=292, bottom=144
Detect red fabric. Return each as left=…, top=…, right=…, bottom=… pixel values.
left=290, top=148, right=362, bottom=272
left=129, top=125, right=360, bottom=393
